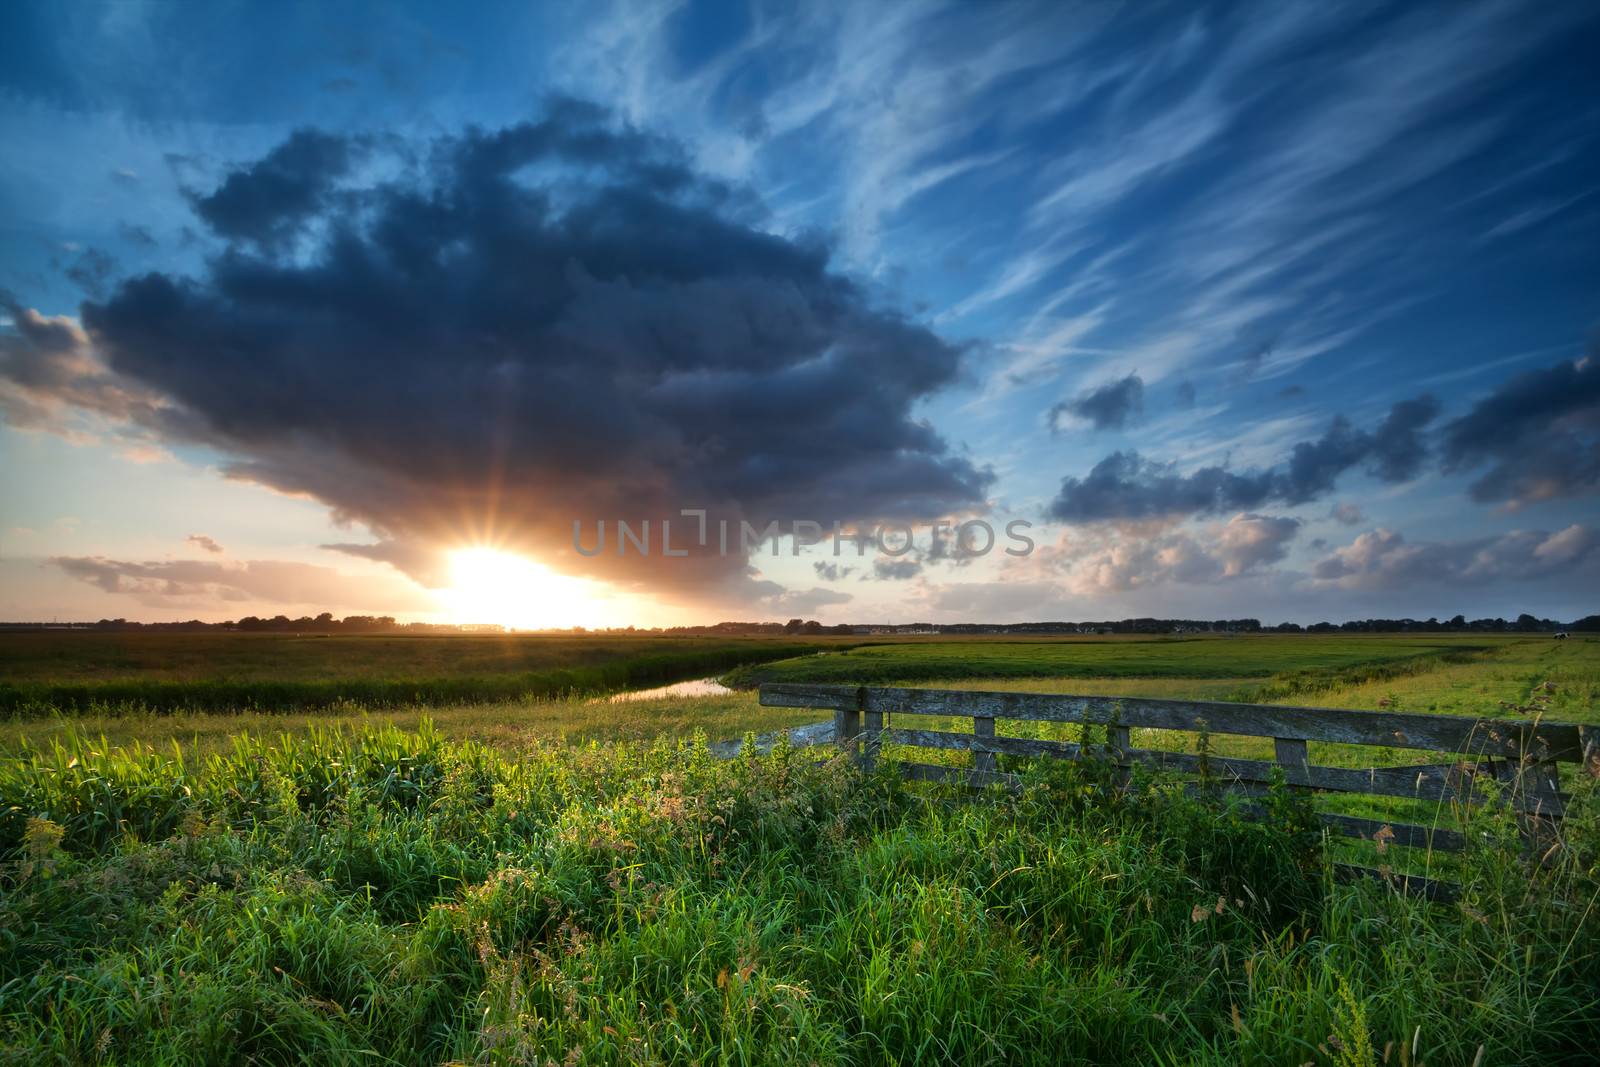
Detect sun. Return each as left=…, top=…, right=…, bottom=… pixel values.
left=443, top=548, right=612, bottom=630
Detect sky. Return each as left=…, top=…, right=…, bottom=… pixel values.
left=2, top=0, right=1599, bottom=628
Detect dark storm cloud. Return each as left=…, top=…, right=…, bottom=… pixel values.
left=1439, top=357, right=1600, bottom=507
left=1049, top=451, right=1278, bottom=523
left=1368, top=396, right=1442, bottom=482
left=189, top=129, right=359, bottom=250
left=1049, top=373, right=1143, bottom=432
left=1049, top=396, right=1439, bottom=522
left=13, top=102, right=990, bottom=602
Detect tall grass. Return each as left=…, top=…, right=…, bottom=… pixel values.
left=2, top=722, right=1595, bottom=1064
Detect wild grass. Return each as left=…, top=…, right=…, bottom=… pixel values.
left=0, top=693, right=824, bottom=761
left=2, top=723, right=1596, bottom=1064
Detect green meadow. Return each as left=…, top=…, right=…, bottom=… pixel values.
left=2, top=631, right=1597, bottom=1063
left=722, top=633, right=1508, bottom=690
left=0, top=631, right=839, bottom=716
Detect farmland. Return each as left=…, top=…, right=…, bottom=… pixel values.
left=0, top=631, right=841, bottom=716
left=2, top=631, right=1597, bottom=1063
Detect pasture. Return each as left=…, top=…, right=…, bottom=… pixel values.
left=0, top=631, right=838, bottom=716
left=1, top=631, right=1597, bottom=1063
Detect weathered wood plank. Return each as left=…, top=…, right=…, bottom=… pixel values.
left=1319, top=813, right=1467, bottom=853
left=760, top=683, right=1584, bottom=760
left=901, top=760, right=1019, bottom=790
left=1334, top=864, right=1459, bottom=902
left=1139, top=748, right=1527, bottom=808
left=899, top=761, right=1467, bottom=852
left=1234, top=803, right=1468, bottom=852
left=878, top=727, right=1561, bottom=811
left=880, top=727, right=1086, bottom=761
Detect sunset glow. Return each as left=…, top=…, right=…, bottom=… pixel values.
left=443, top=548, right=612, bottom=631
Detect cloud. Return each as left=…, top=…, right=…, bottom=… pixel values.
left=0, top=293, right=168, bottom=436
left=119, top=442, right=173, bottom=464
left=322, top=541, right=451, bottom=588
left=186, top=534, right=224, bottom=554
left=1049, top=372, right=1144, bottom=432
left=1061, top=512, right=1301, bottom=594
left=1214, top=513, right=1302, bottom=576
left=813, top=561, right=854, bottom=581
left=5, top=102, right=991, bottom=609
left=761, top=585, right=852, bottom=615
left=49, top=556, right=433, bottom=612
left=188, top=129, right=359, bottom=250
left=872, top=558, right=923, bottom=581
left=1308, top=524, right=1599, bottom=589
left=1329, top=502, right=1364, bottom=526
left=1439, top=357, right=1600, bottom=508
left=1048, top=396, right=1439, bottom=522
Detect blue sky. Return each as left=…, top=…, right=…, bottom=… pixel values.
left=2, top=0, right=1598, bottom=626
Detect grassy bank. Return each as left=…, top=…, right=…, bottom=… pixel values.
left=2, top=724, right=1596, bottom=1064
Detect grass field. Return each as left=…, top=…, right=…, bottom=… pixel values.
left=0, top=632, right=840, bottom=715
left=722, top=633, right=1508, bottom=689
left=2, top=632, right=1597, bottom=1063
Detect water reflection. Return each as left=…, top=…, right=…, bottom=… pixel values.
left=606, top=677, right=733, bottom=703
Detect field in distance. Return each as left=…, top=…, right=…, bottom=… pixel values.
left=2, top=631, right=1594, bottom=759
left=724, top=632, right=1511, bottom=687
left=0, top=631, right=845, bottom=715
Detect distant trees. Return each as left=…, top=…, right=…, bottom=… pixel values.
left=12, top=609, right=1592, bottom=637
left=234, top=614, right=397, bottom=632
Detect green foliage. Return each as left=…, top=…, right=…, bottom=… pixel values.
left=2, top=724, right=1596, bottom=1064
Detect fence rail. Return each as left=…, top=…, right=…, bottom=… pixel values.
left=759, top=682, right=1598, bottom=896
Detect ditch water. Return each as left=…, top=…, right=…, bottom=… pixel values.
left=605, top=677, right=733, bottom=702
left=601, top=676, right=837, bottom=757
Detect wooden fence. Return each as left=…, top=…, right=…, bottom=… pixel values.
left=759, top=683, right=1599, bottom=896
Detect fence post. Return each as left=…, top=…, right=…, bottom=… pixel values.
left=835, top=702, right=860, bottom=763
left=973, top=714, right=996, bottom=785
left=1108, top=723, right=1131, bottom=787
left=1273, top=737, right=1310, bottom=787
left=859, top=686, right=881, bottom=773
